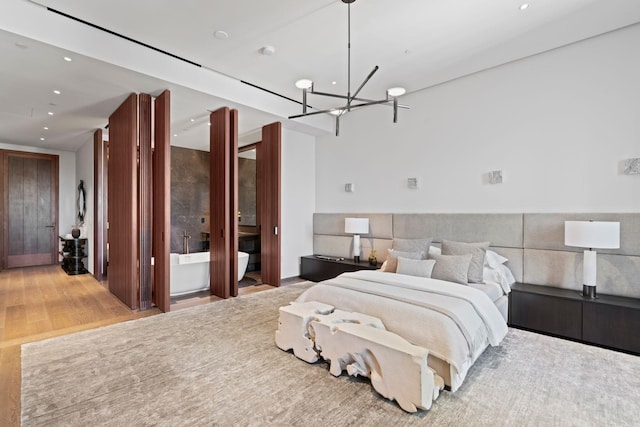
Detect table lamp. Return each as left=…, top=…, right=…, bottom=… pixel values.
left=564, top=220, right=620, bottom=299
left=345, top=218, right=369, bottom=262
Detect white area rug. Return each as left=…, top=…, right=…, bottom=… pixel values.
left=22, top=282, right=640, bottom=426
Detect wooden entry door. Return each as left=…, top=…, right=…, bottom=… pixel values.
left=2, top=151, right=59, bottom=268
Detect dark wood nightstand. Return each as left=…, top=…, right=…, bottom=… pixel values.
left=300, top=255, right=379, bottom=282
left=509, top=283, right=640, bottom=355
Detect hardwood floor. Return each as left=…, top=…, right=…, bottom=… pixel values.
left=0, top=264, right=302, bottom=426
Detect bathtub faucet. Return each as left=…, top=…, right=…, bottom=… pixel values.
left=182, top=230, right=191, bottom=254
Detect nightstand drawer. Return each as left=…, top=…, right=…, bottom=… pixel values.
left=510, top=290, right=582, bottom=340
left=583, top=302, right=640, bottom=354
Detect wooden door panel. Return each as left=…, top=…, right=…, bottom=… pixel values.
left=259, top=122, right=281, bottom=287
left=5, top=153, right=57, bottom=268
left=210, top=107, right=231, bottom=298
left=153, top=90, right=171, bottom=312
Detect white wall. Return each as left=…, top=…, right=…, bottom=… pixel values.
left=0, top=142, right=76, bottom=238
left=316, top=24, right=640, bottom=213
left=281, top=128, right=316, bottom=278
left=76, top=137, right=94, bottom=274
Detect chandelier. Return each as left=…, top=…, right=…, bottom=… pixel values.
left=288, top=0, right=409, bottom=136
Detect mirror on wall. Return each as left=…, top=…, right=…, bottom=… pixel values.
left=238, top=147, right=257, bottom=227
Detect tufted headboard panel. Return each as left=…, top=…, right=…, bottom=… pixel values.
left=312, top=212, right=640, bottom=298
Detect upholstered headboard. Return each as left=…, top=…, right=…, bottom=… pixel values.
left=312, top=213, right=640, bottom=299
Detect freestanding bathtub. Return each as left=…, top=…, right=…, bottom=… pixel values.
left=170, top=251, right=250, bottom=296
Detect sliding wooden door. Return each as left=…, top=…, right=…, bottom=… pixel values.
left=153, top=90, right=171, bottom=312
left=108, top=93, right=138, bottom=309
left=209, top=107, right=239, bottom=298
left=259, top=122, right=281, bottom=287
left=1, top=150, right=59, bottom=269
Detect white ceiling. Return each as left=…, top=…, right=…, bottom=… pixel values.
left=1, top=0, right=640, bottom=152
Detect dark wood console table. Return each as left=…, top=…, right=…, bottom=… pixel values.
left=59, top=236, right=88, bottom=275
left=509, top=283, right=640, bottom=355
left=300, top=255, right=379, bottom=282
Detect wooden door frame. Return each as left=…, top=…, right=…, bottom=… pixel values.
left=1, top=149, right=59, bottom=270
left=93, top=130, right=108, bottom=281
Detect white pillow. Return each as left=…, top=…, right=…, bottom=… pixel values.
left=483, top=263, right=516, bottom=294
left=428, top=245, right=441, bottom=258
left=396, top=257, right=436, bottom=278
left=485, top=250, right=509, bottom=269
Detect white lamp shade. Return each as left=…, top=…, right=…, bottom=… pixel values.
left=564, top=221, right=620, bottom=249
left=345, top=218, right=369, bottom=234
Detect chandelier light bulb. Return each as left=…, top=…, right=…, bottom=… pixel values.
left=295, top=79, right=313, bottom=90
left=329, top=109, right=344, bottom=116
left=387, top=87, right=406, bottom=97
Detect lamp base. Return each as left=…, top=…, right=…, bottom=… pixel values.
left=353, top=256, right=360, bottom=263
left=581, top=285, right=598, bottom=299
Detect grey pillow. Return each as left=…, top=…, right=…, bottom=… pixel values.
left=392, top=238, right=432, bottom=254
left=384, top=249, right=425, bottom=273
left=429, top=253, right=472, bottom=285
left=441, top=240, right=490, bottom=283
left=396, top=257, right=436, bottom=278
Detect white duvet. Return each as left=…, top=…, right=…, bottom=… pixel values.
left=295, top=270, right=508, bottom=391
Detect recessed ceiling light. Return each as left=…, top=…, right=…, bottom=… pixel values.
left=40, top=137, right=45, bottom=141
left=331, top=81, right=337, bottom=85
left=173, top=133, right=178, bottom=137
left=53, top=90, right=61, bottom=95
left=214, top=30, right=229, bottom=40
left=520, top=3, right=529, bottom=10
left=43, top=126, right=49, bottom=130
left=260, top=46, right=275, bottom=56
left=208, top=122, right=211, bottom=126
left=63, top=56, right=72, bottom=62
left=48, top=112, right=54, bottom=115
left=190, top=118, right=195, bottom=122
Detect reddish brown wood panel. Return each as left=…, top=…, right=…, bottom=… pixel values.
left=138, top=93, right=152, bottom=310
left=107, top=93, right=139, bottom=309
left=93, top=129, right=107, bottom=281
left=1, top=150, right=59, bottom=269
left=210, top=107, right=231, bottom=298
left=229, top=109, right=239, bottom=297
left=259, top=122, right=282, bottom=287
left=153, top=90, right=171, bottom=312
left=0, top=152, right=3, bottom=271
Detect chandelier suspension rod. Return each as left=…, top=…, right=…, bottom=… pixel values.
left=347, top=2, right=351, bottom=106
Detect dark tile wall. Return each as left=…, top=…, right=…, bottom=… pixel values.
left=170, top=147, right=258, bottom=254
left=238, top=157, right=256, bottom=226
left=170, top=146, right=210, bottom=254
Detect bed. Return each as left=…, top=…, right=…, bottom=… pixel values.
left=295, top=267, right=509, bottom=391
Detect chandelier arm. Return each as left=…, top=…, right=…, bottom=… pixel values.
left=308, top=91, right=354, bottom=101
left=308, top=90, right=409, bottom=109
left=288, top=107, right=346, bottom=120
left=347, top=66, right=379, bottom=109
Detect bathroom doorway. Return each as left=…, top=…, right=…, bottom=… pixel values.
left=238, top=144, right=261, bottom=288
